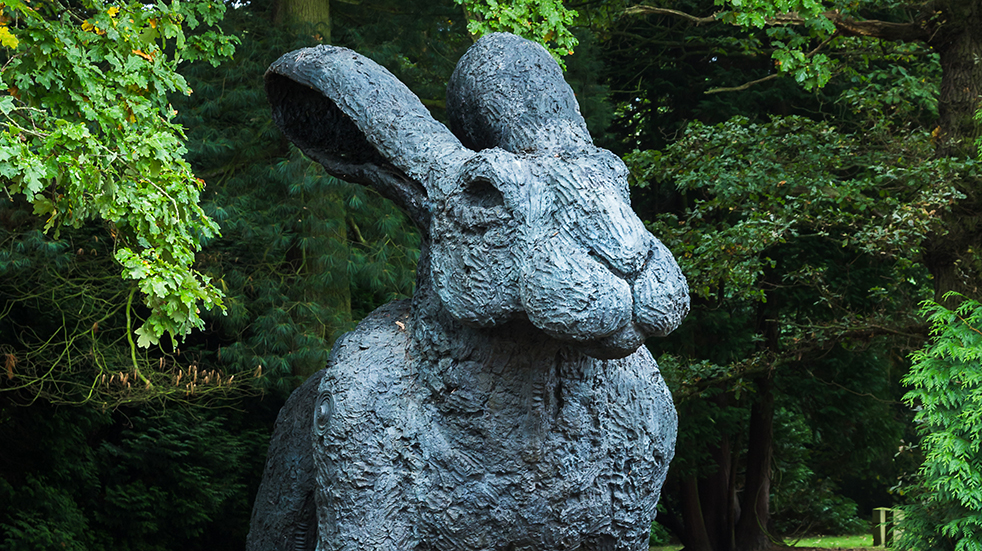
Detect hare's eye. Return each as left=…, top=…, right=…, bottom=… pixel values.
left=454, top=177, right=511, bottom=232
left=462, top=178, right=505, bottom=210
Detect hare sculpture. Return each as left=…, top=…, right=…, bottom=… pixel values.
left=247, top=33, right=690, bottom=551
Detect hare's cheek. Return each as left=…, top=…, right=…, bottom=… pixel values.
left=633, top=242, right=690, bottom=337
left=429, top=236, right=521, bottom=327
left=519, top=234, right=632, bottom=341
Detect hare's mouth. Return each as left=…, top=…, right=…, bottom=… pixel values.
left=576, top=323, right=648, bottom=360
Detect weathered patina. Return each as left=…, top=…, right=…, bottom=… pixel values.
left=248, top=33, right=689, bottom=551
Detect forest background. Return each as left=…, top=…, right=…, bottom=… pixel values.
left=1, top=0, right=980, bottom=550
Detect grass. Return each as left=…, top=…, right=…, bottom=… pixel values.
left=789, top=533, right=874, bottom=548
left=651, top=533, right=880, bottom=551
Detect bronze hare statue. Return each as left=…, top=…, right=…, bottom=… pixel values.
left=248, top=33, right=689, bottom=551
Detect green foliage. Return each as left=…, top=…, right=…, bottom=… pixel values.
left=0, top=196, right=262, bottom=407
left=453, top=0, right=578, bottom=66
left=172, top=4, right=423, bottom=393
left=770, top=404, right=871, bottom=536
left=0, top=0, right=237, bottom=347
left=837, top=41, right=941, bottom=132
left=633, top=104, right=933, bottom=545
left=0, top=401, right=272, bottom=551
left=630, top=114, right=953, bottom=304
left=655, top=1, right=941, bottom=99
left=601, top=0, right=858, bottom=156
left=899, top=296, right=982, bottom=551
left=713, top=0, right=837, bottom=90
left=605, top=9, right=961, bottom=542
left=650, top=518, right=673, bottom=546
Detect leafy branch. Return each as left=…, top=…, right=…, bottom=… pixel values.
left=623, top=1, right=939, bottom=92
left=900, top=293, right=982, bottom=549
left=453, top=0, right=579, bottom=67
left=0, top=0, right=239, bottom=347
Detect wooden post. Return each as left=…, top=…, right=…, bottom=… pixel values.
left=873, top=507, right=901, bottom=546
left=873, top=508, right=889, bottom=546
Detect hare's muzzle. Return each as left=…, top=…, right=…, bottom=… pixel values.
left=520, top=226, right=688, bottom=359
left=517, top=158, right=689, bottom=359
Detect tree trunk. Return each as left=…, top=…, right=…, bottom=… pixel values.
left=933, top=3, right=982, bottom=161
left=699, top=435, right=736, bottom=551
left=680, top=475, right=714, bottom=551
left=275, top=0, right=331, bottom=42
left=272, top=0, right=351, bottom=369
left=734, top=375, right=775, bottom=551
left=923, top=2, right=982, bottom=305
left=734, top=290, right=780, bottom=551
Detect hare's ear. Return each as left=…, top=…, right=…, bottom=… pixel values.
left=447, top=33, right=593, bottom=154
left=266, top=46, right=469, bottom=227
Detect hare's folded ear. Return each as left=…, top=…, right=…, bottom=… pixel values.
left=447, top=33, right=593, bottom=154
left=266, top=46, right=470, bottom=228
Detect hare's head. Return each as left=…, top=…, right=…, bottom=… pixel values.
left=266, top=33, right=688, bottom=359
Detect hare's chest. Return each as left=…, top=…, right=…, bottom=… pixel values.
left=317, top=336, right=675, bottom=551
left=411, top=353, right=675, bottom=549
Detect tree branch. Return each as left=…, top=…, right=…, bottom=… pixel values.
left=704, top=28, right=836, bottom=94
left=623, top=4, right=936, bottom=43
left=622, top=5, right=720, bottom=25
left=703, top=74, right=779, bottom=95
left=673, top=321, right=928, bottom=402
left=774, top=10, right=935, bottom=42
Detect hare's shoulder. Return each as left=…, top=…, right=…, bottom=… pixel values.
left=326, top=299, right=412, bottom=375
left=320, top=300, right=418, bottom=436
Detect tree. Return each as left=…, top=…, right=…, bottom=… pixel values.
left=593, top=2, right=974, bottom=549
left=900, top=295, right=982, bottom=551
left=275, top=0, right=331, bottom=40
left=1, top=3, right=463, bottom=549
left=632, top=113, right=933, bottom=551
left=0, top=0, right=265, bottom=407
left=623, top=0, right=981, bottom=303
left=0, top=0, right=236, bottom=348
left=0, top=395, right=274, bottom=550
left=647, top=5, right=982, bottom=550
left=452, top=0, right=578, bottom=63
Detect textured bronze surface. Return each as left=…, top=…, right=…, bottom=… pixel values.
left=248, top=33, right=689, bottom=551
